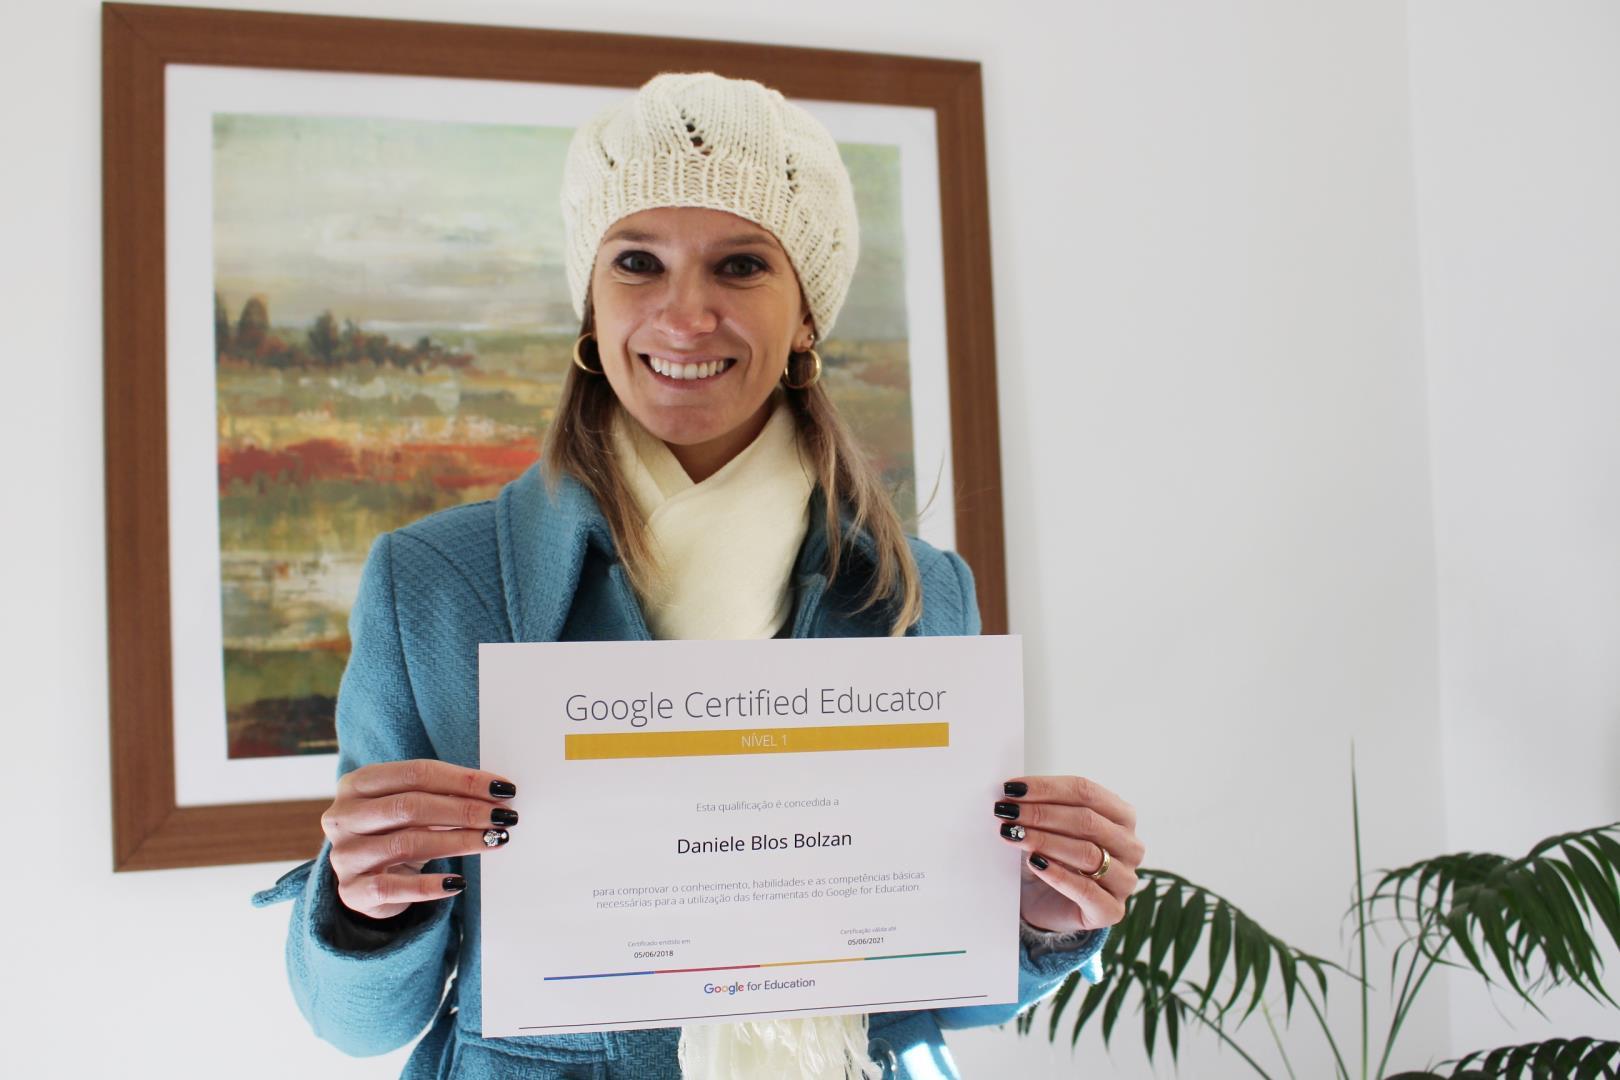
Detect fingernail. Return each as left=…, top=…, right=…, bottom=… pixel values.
left=1029, top=854, right=1049, bottom=870
left=490, top=780, right=517, bottom=799
left=443, top=875, right=467, bottom=892
left=993, top=801, right=1020, bottom=820
left=492, top=807, right=519, bottom=826
left=1000, top=823, right=1026, bottom=841
left=1003, top=781, right=1028, bottom=797
left=482, top=828, right=510, bottom=847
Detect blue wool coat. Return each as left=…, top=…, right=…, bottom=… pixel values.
left=252, top=464, right=1106, bottom=1079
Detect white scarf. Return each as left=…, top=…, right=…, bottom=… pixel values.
left=609, top=391, right=814, bottom=641
left=609, top=394, right=886, bottom=1080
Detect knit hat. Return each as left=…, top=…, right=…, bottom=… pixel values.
left=560, top=71, right=861, bottom=340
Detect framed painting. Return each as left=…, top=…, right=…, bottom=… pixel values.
left=103, top=2, right=1008, bottom=870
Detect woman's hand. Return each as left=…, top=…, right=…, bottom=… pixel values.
left=994, top=775, right=1144, bottom=935
left=322, top=759, right=520, bottom=920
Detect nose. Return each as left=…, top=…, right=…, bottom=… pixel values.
left=653, top=269, right=721, bottom=340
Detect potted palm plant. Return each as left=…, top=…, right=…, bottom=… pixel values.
left=1016, top=757, right=1620, bottom=1079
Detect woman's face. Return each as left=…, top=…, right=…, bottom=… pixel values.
left=589, top=206, right=815, bottom=480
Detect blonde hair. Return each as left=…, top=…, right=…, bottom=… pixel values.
left=540, top=299, right=923, bottom=636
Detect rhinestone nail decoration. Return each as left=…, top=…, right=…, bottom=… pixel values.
left=483, top=828, right=508, bottom=847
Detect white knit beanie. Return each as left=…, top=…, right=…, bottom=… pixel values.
left=560, top=71, right=861, bottom=340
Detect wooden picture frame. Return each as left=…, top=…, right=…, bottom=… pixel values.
left=103, top=1, right=1008, bottom=871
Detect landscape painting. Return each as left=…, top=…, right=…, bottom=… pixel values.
left=213, top=112, right=917, bottom=760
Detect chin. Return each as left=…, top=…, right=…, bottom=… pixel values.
left=631, top=407, right=734, bottom=448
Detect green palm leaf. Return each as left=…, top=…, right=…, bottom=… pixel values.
left=1363, top=824, right=1620, bottom=1009
left=1387, top=1036, right=1620, bottom=1078
left=1025, top=868, right=1343, bottom=1064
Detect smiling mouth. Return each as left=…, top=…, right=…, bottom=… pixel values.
left=639, top=354, right=738, bottom=382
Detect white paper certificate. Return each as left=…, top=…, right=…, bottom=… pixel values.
left=478, top=635, right=1024, bottom=1037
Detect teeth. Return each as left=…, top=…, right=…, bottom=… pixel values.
left=645, top=356, right=731, bottom=381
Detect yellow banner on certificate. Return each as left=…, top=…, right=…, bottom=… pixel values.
left=565, top=722, right=950, bottom=760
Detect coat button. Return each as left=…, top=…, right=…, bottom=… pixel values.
left=868, top=1036, right=898, bottom=1077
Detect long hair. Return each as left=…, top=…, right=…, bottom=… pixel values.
left=540, top=298, right=923, bottom=636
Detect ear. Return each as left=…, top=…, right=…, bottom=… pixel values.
left=795, top=303, right=817, bottom=351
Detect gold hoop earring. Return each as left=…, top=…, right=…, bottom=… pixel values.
left=782, top=347, right=822, bottom=390
left=572, top=333, right=603, bottom=375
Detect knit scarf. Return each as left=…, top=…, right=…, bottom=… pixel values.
left=608, top=390, right=814, bottom=641
left=608, top=393, right=887, bottom=1080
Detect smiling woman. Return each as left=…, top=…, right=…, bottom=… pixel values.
left=258, top=69, right=1134, bottom=1080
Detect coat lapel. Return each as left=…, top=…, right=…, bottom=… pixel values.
left=495, top=464, right=605, bottom=643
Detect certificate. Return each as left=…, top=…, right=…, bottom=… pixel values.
left=478, top=635, right=1024, bottom=1036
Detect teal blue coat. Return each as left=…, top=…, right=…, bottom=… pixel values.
left=253, top=464, right=1105, bottom=1079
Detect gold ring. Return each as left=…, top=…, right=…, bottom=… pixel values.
left=1081, top=847, right=1111, bottom=880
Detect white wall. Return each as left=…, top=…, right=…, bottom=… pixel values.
left=8, top=0, right=1605, bottom=1077
left=1406, top=0, right=1620, bottom=1058
left=975, top=1, right=1448, bottom=1076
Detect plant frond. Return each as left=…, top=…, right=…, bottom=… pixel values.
left=1030, top=868, right=1340, bottom=1061
left=1362, top=823, right=1620, bottom=1009
left=1440, top=1035, right=1620, bottom=1078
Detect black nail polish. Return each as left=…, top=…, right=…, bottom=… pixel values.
left=492, top=807, right=519, bottom=826
left=993, top=801, right=1020, bottom=820
left=490, top=780, right=517, bottom=799
left=443, top=875, right=467, bottom=892
left=1029, top=854, right=1049, bottom=870
left=482, top=828, right=510, bottom=847
left=1000, top=822, right=1026, bottom=841
left=1003, top=781, right=1028, bottom=797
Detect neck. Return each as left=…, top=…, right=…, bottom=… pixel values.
left=665, top=398, right=775, bottom=483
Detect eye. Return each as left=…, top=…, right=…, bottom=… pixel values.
left=720, top=255, right=767, bottom=278
left=613, top=250, right=660, bottom=274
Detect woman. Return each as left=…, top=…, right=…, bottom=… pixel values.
left=254, top=71, right=1144, bottom=1080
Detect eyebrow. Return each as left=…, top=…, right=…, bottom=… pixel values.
left=602, top=226, right=778, bottom=249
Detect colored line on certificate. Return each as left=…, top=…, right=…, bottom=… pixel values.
left=543, top=948, right=966, bottom=981
left=565, top=722, right=949, bottom=760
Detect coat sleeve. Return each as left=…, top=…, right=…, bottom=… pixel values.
left=250, top=532, right=461, bottom=1057
left=922, top=548, right=1110, bottom=1031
